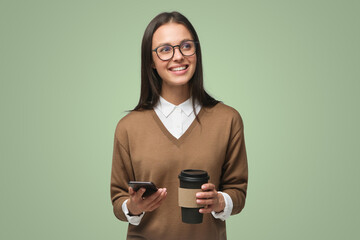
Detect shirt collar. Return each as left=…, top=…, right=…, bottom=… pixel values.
left=178, top=98, right=195, bottom=117
left=155, top=96, right=197, bottom=118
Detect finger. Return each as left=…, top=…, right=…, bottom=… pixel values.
left=199, top=207, right=214, bottom=214
left=147, top=188, right=167, bottom=207
left=134, top=188, right=146, bottom=199
left=144, top=188, right=163, bottom=201
left=129, top=187, right=139, bottom=198
left=196, top=190, right=217, bottom=199
left=201, top=183, right=215, bottom=191
left=148, top=190, right=167, bottom=211
left=197, top=198, right=216, bottom=206
left=146, top=188, right=166, bottom=206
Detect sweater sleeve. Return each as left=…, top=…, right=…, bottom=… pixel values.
left=110, top=123, right=134, bottom=222
left=221, top=112, right=248, bottom=215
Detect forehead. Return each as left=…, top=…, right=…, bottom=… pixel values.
left=152, top=23, right=193, bottom=46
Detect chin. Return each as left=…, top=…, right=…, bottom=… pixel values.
left=169, top=78, right=191, bottom=86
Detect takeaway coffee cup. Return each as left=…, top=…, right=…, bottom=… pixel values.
left=178, top=169, right=209, bottom=224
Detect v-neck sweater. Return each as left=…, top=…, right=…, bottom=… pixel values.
left=111, top=102, right=248, bottom=240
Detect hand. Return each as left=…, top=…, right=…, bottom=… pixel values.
left=126, top=187, right=167, bottom=216
left=196, top=183, right=225, bottom=214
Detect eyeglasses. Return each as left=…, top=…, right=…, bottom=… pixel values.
left=152, top=40, right=197, bottom=61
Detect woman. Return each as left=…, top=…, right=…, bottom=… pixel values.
left=111, top=11, right=248, bottom=240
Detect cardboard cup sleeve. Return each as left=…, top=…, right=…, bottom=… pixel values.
left=178, top=188, right=204, bottom=208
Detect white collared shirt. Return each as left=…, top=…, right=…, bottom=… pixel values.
left=154, top=96, right=201, bottom=139
left=123, top=96, right=233, bottom=225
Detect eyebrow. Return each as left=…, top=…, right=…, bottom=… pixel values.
left=154, top=38, right=193, bottom=48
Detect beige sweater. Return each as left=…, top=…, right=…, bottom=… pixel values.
left=111, top=103, right=248, bottom=240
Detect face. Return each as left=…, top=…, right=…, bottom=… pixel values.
left=152, top=23, right=197, bottom=90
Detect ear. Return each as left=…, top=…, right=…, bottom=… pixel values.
left=151, top=62, right=156, bottom=69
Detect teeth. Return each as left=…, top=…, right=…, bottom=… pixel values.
left=171, top=66, right=186, bottom=71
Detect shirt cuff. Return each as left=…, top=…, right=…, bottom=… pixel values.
left=211, top=192, right=233, bottom=221
left=122, top=199, right=145, bottom=225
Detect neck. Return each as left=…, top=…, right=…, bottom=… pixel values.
left=161, top=84, right=190, bottom=105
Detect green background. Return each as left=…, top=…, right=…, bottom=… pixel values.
left=1, top=0, right=359, bottom=239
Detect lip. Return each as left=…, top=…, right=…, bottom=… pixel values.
left=168, top=64, right=189, bottom=75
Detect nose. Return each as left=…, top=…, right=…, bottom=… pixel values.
left=172, top=46, right=184, bottom=61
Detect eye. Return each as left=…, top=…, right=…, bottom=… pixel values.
left=181, top=41, right=195, bottom=52
left=158, top=45, right=172, bottom=53
left=181, top=42, right=192, bottom=50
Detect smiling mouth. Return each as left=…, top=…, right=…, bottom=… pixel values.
left=169, top=65, right=189, bottom=71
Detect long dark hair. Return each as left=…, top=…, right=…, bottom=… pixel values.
left=133, top=11, right=218, bottom=113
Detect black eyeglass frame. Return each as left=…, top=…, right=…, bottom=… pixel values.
left=152, top=40, right=198, bottom=61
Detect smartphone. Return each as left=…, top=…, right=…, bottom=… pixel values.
left=128, top=181, right=158, bottom=197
